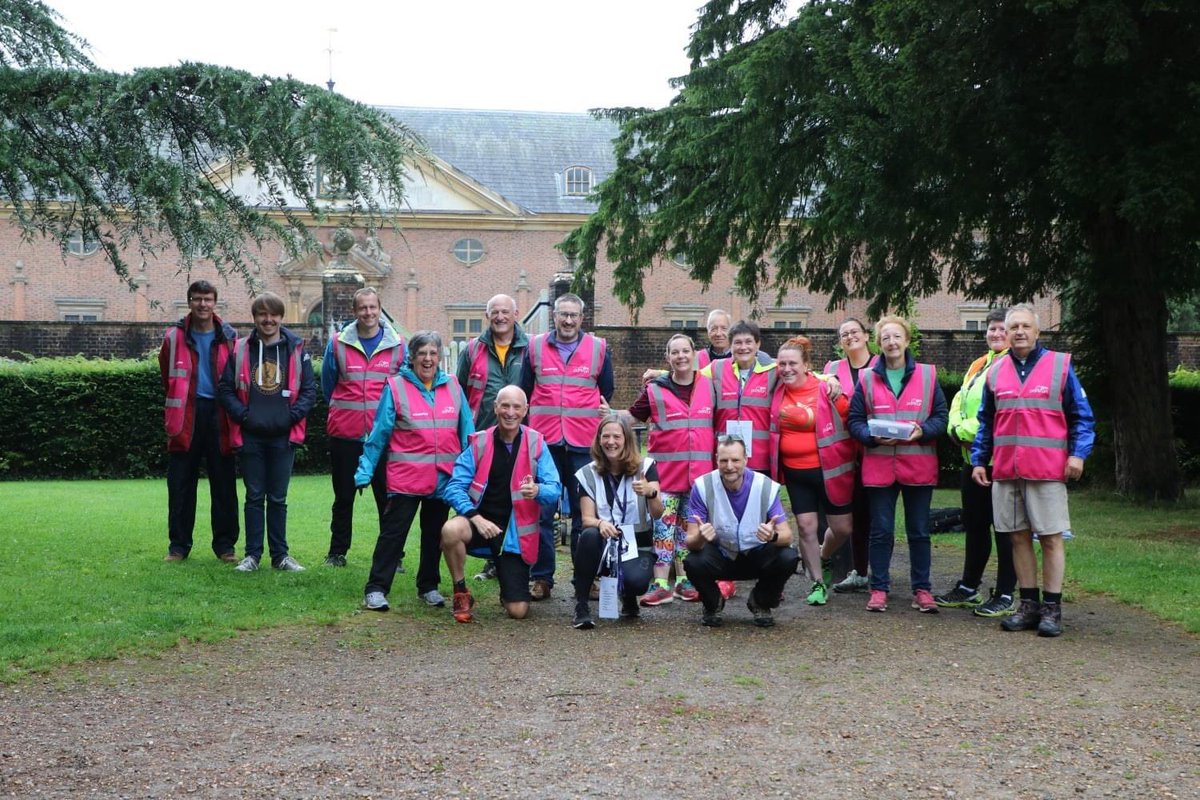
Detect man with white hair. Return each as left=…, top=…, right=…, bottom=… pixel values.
left=456, top=293, right=530, bottom=581
left=971, top=304, right=1094, bottom=637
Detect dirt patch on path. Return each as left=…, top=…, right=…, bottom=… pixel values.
left=2, top=545, right=1196, bottom=799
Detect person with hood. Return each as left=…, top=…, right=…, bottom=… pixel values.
left=320, top=287, right=406, bottom=567
left=218, top=291, right=316, bottom=572
left=160, top=279, right=240, bottom=563
left=358, top=330, right=474, bottom=612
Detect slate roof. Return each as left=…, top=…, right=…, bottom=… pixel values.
left=378, top=107, right=620, bottom=216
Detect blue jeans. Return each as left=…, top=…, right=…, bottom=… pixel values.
left=532, top=445, right=591, bottom=586
left=240, top=434, right=295, bottom=564
left=866, top=482, right=933, bottom=593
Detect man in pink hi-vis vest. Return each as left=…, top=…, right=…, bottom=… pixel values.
left=519, top=293, right=614, bottom=601
left=159, top=279, right=239, bottom=563
left=971, top=304, right=1095, bottom=638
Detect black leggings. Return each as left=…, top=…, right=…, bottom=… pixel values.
left=571, top=527, right=653, bottom=602
left=959, top=464, right=1015, bottom=595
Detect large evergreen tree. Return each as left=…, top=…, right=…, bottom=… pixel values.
left=0, top=0, right=420, bottom=286
left=565, top=0, right=1199, bottom=500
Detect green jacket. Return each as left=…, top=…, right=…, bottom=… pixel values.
left=947, top=348, right=1007, bottom=464
left=455, top=323, right=530, bottom=429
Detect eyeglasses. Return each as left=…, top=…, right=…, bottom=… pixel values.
left=555, top=311, right=581, bottom=320
left=839, top=330, right=863, bottom=339
left=717, top=433, right=744, bottom=444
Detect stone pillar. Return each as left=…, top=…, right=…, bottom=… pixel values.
left=10, top=260, right=27, bottom=320
left=515, top=269, right=531, bottom=319
left=322, top=269, right=364, bottom=340
left=404, top=268, right=420, bottom=332
left=132, top=264, right=149, bottom=322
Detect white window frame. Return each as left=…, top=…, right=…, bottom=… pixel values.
left=564, top=166, right=593, bottom=197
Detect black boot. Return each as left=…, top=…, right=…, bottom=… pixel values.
left=1001, top=598, right=1042, bottom=631
left=1037, top=601, right=1063, bottom=637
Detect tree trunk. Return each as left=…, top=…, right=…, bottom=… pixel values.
left=1091, top=226, right=1184, bottom=501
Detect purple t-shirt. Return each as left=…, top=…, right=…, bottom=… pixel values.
left=689, top=473, right=785, bottom=526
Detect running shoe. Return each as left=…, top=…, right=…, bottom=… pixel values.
left=717, top=580, right=737, bottom=599
left=866, top=589, right=888, bottom=612
left=911, top=588, right=939, bottom=613
left=833, top=569, right=868, bottom=593
left=973, top=590, right=1017, bottom=618
left=640, top=584, right=674, bottom=607
left=934, top=584, right=981, bottom=608
left=806, top=581, right=829, bottom=606
left=673, top=579, right=700, bottom=602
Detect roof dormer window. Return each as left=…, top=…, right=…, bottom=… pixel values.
left=564, top=166, right=593, bottom=196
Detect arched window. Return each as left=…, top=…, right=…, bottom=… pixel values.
left=564, top=166, right=593, bottom=196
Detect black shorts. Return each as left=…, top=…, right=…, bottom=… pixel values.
left=468, top=531, right=531, bottom=603
left=782, top=466, right=853, bottom=516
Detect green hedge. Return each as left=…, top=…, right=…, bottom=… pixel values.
left=2, top=358, right=1198, bottom=482
left=0, top=357, right=330, bottom=479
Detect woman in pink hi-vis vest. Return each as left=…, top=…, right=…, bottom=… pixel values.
left=847, top=315, right=948, bottom=615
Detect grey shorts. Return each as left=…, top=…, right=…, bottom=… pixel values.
left=992, top=479, right=1071, bottom=535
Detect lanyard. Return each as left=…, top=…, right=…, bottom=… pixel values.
left=603, top=473, right=629, bottom=525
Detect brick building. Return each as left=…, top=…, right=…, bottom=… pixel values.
left=1, top=107, right=1058, bottom=337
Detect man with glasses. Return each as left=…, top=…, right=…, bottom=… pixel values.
left=159, top=280, right=240, bottom=562
left=684, top=435, right=798, bottom=627
left=520, top=293, right=614, bottom=600
left=456, top=294, right=531, bottom=580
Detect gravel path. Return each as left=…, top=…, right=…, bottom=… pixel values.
left=2, top=544, right=1197, bottom=799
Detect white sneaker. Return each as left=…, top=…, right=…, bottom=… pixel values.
left=273, top=556, right=305, bottom=572
left=234, top=556, right=259, bottom=572
left=832, top=569, right=868, bottom=593
left=420, top=589, right=446, bottom=607
left=364, top=591, right=389, bottom=611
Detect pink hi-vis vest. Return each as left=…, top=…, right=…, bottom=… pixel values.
left=326, top=336, right=403, bottom=440
left=466, top=426, right=544, bottom=565
left=527, top=333, right=606, bottom=448
left=463, top=338, right=491, bottom=416
left=711, top=358, right=776, bottom=472
left=229, top=339, right=306, bottom=447
left=696, top=348, right=717, bottom=370
left=646, top=375, right=716, bottom=493
left=823, top=355, right=878, bottom=397
left=163, top=323, right=235, bottom=454
left=987, top=351, right=1071, bottom=481
left=859, top=363, right=938, bottom=487
left=768, top=378, right=858, bottom=506
left=385, top=376, right=463, bottom=495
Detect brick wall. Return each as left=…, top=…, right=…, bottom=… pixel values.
left=4, top=321, right=1197, bottom=409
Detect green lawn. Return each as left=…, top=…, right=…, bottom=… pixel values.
left=0, top=476, right=505, bottom=682
left=1, top=479, right=1196, bottom=682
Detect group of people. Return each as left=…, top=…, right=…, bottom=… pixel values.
left=161, top=282, right=1094, bottom=637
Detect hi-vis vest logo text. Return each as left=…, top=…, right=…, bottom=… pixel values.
left=904, top=397, right=924, bottom=408
left=1031, top=384, right=1050, bottom=396
left=439, top=405, right=457, bottom=415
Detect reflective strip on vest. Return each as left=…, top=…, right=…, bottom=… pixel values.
left=385, top=376, right=463, bottom=495
left=700, top=471, right=776, bottom=558
left=527, top=333, right=605, bottom=447
left=229, top=338, right=305, bottom=447
left=464, top=338, right=488, bottom=414
left=327, top=337, right=402, bottom=439
left=576, top=458, right=652, bottom=528
left=646, top=375, right=716, bottom=492
left=466, top=426, right=544, bottom=564
left=987, top=352, right=1071, bottom=480
left=711, top=359, right=775, bottom=470
left=859, top=364, right=938, bottom=487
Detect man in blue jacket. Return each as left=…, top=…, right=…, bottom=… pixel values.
left=440, top=386, right=561, bottom=623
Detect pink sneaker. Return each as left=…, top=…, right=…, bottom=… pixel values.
left=866, top=589, right=888, bottom=612
left=640, top=585, right=674, bottom=607
left=673, top=580, right=700, bottom=602
left=717, top=580, right=737, bottom=599
left=911, top=588, right=939, bottom=613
